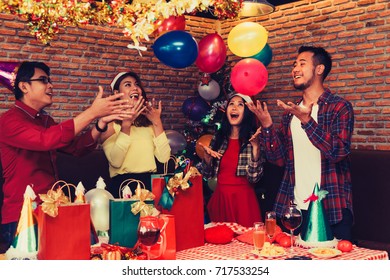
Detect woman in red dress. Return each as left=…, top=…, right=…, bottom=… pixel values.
left=201, top=93, right=264, bottom=227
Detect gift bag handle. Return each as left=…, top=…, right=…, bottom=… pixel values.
left=51, top=180, right=77, bottom=200
left=161, top=155, right=177, bottom=175
left=118, top=179, right=146, bottom=198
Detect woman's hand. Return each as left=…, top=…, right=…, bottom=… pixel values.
left=199, top=143, right=222, bottom=165
left=247, top=100, right=273, bottom=128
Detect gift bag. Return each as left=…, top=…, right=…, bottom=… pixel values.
left=36, top=181, right=91, bottom=260
left=109, top=179, right=157, bottom=248
left=148, top=214, right=176, bottom=260
left=151, top=158, right=204, bottom=251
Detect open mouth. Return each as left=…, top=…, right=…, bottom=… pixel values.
left=130, top=93, right=139, bottom=100
left=230, top=113, right=239, bottom=120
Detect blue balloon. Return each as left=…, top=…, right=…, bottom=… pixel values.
left=152, top=30, right=198, bottom=69
left=250, top=43, right=273, bottom=67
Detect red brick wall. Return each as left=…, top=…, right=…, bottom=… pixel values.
left=0, top=0, right=389, bottom=150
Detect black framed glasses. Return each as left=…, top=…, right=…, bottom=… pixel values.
left=28, top=77, right=52, bottom=84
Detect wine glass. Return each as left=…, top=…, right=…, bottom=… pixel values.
left=265, top=211, right=277, bottom=242
left=281, top=203, right=302, bottom=255
left=137, top=216, right=161, bottom=260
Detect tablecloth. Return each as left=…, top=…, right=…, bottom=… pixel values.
left=176, top=222, right=389, bottom=260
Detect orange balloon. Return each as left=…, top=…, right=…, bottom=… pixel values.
left=195, top=134, right=213, bottom=159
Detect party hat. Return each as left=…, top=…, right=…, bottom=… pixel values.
left=297, top=183, right=337, bottom=248
left=0, top=61, right=19, bottom=92
left=5, top=185, right=38, bottom=259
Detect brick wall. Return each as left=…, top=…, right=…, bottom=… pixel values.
left=0, top=0, right=389, bottom=150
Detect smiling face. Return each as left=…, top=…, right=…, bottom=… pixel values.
left=20, top=67, right=53, bottom=111
left=226, top=95, right=246, bottom=126
left=118, top=76, right=142, bottom=105
left=292, top=51, right=318, bottom=91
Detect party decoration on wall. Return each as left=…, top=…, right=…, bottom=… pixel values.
left=227, top=22, right=268, bottom=57
left=85, top=177, right=114, bottom=235
left=195, top=134, right=213, bottom=160
left=154, top=15, right=186, bottom=37
left=250, top=43, right=273, bottom=67
left=230, top=58, right=268, bottom=96
left=198, top=79, right=220, bottom=101
left=0, top=0, right=243, bottom=46
left=165, top=130, right=187, bottom=155
left=152, top=30, right=198, bottom=69
left=0, top=61, right=19, bottom=92
left=195, top=33, right=227, bottom=74
left=182, top=96, right=211, bottom=121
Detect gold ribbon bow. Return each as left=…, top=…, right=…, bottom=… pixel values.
left=130, top=184, right=159, bottom=217
left=167, top=166, right=201, bottom=196
left=39, top=188, right=70, bottom=217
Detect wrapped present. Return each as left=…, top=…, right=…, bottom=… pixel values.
left=36, top=180, right=91, bottom=260
left=109, top=179, right=159, bottom=248
left=151, top=157, right=204, bottom=251
left=146, top=214, right=176, bottom=260
left=90, top=243, right=147, bottom=260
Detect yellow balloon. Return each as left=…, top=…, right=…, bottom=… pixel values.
left=228, top=22, right=268, bottom=57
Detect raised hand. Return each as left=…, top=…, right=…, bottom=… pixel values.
left=143, top=98, right=162, bottom=124
left=247, top=100, right=273, bottom=128
left=199, top=142, right=223, bottom=165
left=276, top=99, right=313, bottom=124
left=89, top=86, right=130, bottom=119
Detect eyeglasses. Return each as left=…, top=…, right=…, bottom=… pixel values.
left=27, top=77, right=52, bottom=85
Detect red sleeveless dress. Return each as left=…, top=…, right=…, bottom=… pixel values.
left=207, top=139, right=262, bottom=227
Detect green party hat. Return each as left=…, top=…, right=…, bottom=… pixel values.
left=299, top=183, right=334, bottom=242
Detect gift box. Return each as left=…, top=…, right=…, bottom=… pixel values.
left=36, top=181, right=91, bottom=260
left=109, top=179, right=158, bottom=248
left=151, top=158, right=204, bottom=251
left=147, top=214, right=176, bottom=260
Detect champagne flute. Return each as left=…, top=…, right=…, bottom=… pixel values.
left=253, top=222, right=265, bottom=252
left=281, top=203, right=302, bottom=255
left=137, top=216, right=161, bottom=260
left=265, top=211, right=277, bottom=242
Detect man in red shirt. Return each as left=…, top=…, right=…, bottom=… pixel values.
left=0, top=61, right=130, bottom=252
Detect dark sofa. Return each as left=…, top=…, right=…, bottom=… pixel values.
left=1, top=149, right=390, bottom=255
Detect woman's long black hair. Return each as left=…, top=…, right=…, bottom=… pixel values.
left=211, top=95, right=257, bottom=151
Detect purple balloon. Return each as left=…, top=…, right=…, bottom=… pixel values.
left=0, top=61, right=20, bottom=92
left=165, top=130, right=187, bottom=154
left=182, top=97, right=210, bottom=121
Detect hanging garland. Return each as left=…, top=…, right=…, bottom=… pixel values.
left=0, top=0, right=243, bottom=45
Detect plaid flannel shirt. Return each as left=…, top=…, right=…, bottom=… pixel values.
left=260, top=89, right=354, bottom=225
left=201, top=137, right=265, bottom=184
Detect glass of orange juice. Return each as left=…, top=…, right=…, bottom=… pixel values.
left=253, top=222, right=265, bottom=251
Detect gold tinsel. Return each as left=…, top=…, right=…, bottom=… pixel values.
left=0, top=0, right=243, bottom=46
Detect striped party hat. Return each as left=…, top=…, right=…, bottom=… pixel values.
left=5, top=185, right=38, bottom=260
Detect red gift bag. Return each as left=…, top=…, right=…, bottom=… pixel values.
left=147, top=214, right=176, bottom=260
left=36, top=181, right=91, bottom=260
left=152, top=174, right=204, bottom=251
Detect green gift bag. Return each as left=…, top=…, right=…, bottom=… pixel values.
left=108, top=179, right=156, bottom=248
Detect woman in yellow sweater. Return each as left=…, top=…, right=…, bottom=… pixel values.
left=99, top=71, right=171, bottom=197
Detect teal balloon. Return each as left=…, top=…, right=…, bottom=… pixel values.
left=152, top=30, right=198, bottom=69
left=250, top=43, right=273, bottom=67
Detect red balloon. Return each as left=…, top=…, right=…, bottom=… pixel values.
left=230, top=58, right=268, bottom=96
left=154, top=15, right=186, bottom=36
left=195, top=33, right=227, bottom=74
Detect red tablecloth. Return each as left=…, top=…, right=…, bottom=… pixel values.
left=176, top=222, right=389, bottom=260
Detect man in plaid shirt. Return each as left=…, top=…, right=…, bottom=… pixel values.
left=248, top=46, right=354, bottom=241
